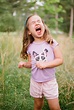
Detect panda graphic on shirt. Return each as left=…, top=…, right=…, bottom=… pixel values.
left=33, top=49, right=48, bottom=62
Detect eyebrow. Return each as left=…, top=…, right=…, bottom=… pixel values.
left=31, top=19, right=41, bottom=23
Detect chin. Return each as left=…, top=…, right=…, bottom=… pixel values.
left=37, top=34, right=43, bottom=38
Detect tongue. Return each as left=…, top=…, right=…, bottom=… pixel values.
left=36, top=30, right=41, bottom=34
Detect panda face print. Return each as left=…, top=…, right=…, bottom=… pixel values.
left=33, top=49, right=48, bottom=62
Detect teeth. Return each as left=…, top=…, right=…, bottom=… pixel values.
left=36, top=28, right=41, bottom=31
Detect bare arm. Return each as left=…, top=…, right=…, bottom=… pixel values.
left=46, top=46, right=63, bottom=67
left=36, top=46, right=63, bottom=69
left=18, top=54, right=31, bottom=68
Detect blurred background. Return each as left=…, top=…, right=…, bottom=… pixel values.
left=0, top=0, right=74, bottom=36
left=0, top=0, right=74, bottom=110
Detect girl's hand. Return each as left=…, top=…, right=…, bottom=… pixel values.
left=18, top=61, right=26, bottom=68
left=36, top=61, right=47, bottom=69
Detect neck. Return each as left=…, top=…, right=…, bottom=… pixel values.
left=34, top=37, right=44, bottom=43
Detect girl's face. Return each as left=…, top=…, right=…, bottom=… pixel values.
left=27, top=15, right=45, bottom=39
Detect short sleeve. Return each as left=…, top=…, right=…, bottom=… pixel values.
left=27, top=50, right=30, bottom=54
left=51, top=39, right=59, bottom=49
left=27, top=49, right=30, bottom=55
left=27, top=45, right=31, bottom=55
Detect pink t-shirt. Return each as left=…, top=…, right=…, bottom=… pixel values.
left=27, top=39, right=59, bottom=82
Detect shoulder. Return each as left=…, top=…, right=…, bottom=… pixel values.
left=51, top=39, right=59, bottom=49
left=27, top=42, right=34, bottom=53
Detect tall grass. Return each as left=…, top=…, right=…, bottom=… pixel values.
left=56, top=35, right=74, bottom=110
left=0, top=32, right=74, bottom=110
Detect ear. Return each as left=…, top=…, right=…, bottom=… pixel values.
left=33, top=51, right=38, bottom=57
left=44, top=49, right=48, bottom=53
left=28, top=30, right=31, bottom=35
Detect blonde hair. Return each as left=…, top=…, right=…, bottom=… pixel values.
left=21, top=14, right=53, bottom=59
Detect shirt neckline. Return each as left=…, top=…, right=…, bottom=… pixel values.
left=33, top=41, right=46, bottom=45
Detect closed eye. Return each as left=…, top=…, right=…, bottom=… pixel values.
left=36, top=57, right=40, bottom=61
left=37, top=20, right=41, bottom=23
left=41, top=56, right=45, bottom=60
left=41, top=52, right=44, bottom=55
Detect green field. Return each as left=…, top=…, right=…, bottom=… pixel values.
left=0, top=32, right=74, bottom=110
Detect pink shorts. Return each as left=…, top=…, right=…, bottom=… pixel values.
left=30, top=78, right=59, bottom=99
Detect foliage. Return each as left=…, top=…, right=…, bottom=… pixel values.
left=59, top=0, right=74, bottom=33
left=0, top=0, right=74, bottom=34
left=0, top=13, right=17, bottom=32
left=0, top=0, right=36, bottom=32
left=36, top=0, right=64, bottom=29
left=0, top=33, right=74, bottom=110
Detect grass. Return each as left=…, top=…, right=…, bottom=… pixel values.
left=0, top=32, right=74, bottom=110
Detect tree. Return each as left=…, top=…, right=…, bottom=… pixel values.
left=0, top=0, right=37, bottom=32
left=59, top=0, right=74, bottom=36
left=69, top=0, right=74, bottom=38
left=36, top=0, right=63, bottom=32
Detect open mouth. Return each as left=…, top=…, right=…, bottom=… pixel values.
left=36, top=27, right=41, bottom=31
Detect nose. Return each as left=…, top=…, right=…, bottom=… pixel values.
left=35, top=21, right=39, bottom=25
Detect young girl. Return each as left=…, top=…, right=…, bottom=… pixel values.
left=18, top=14, right=63, bottom=110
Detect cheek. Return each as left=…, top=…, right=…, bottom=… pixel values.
left=29, top=26, right=35, bottom=33
left=42, top=24, right=45, bottom=31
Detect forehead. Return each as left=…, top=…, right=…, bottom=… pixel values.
left=28, top=15, right=42, bottom=23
